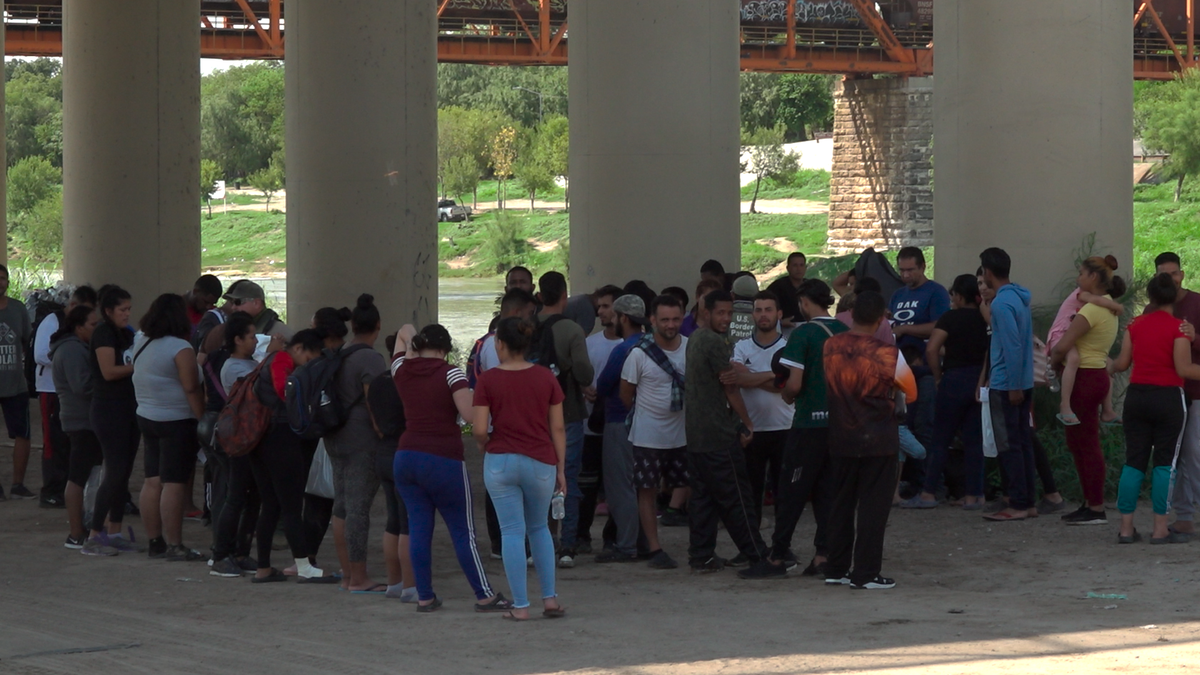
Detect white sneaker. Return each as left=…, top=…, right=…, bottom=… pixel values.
left=557, top=554, right=575, bottom=569
left=851, top=575, right=896, bottom=590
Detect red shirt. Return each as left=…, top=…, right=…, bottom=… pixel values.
left=474, top=365, right=564, bottom=466
left=1129, top=310, right=1186, bottom=388
left=392, top=356, right=468, bottom=461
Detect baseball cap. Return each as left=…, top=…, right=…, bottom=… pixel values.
left=732, top=274, right=760, bottom=299
left=223, top=280, right=266, bottom=302
left=612, top=294, right=650, bottom=326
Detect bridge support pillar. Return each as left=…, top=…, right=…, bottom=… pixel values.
left=285, top=0, right=437, bottom=328
left=62, top=0, right=201, bottom=308
left=569, top=0, right=740, bottom=293
left=934, top=0, right=1132, bottom=303
left=828, top=77, right=934, bottom=253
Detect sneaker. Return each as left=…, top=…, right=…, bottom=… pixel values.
left=647, top=549, right=678, bottom=570
left=209, top=557, right=243, bottom=577
left=1037, top=498, right=1068, bottom=515
left=898, top=495, right=938, bottom=509
left=147, top=537, right=168, bottom=559
left=801, top=558, right=827, bottom=577
left=575, top=540, right=593, bottom=555
left=727, top=553, right=750, bottom=567
left=780, top=550, right=799, bottom=573
left=659, top=508, right=688, bottom=527
left=558, top=554, right=576, bottom=569
left=490, top=549, right=503, bottom=560
left=81, top=537, right=119, bottom=556
left=235, top=556, right=259, bottom=572
left=9, top=483, right=35, bottom=499
left=737, top=559, right=788, bottom=580
left=40, top=495, right=66, bottom=509
left=183, top=509, right=204, bottom=522
left=824, top=575, right=851, bottom=585
left=124, top=500, right=140, bottom=516
left=1063, top=508, right=1107, bottom=526
left=165, top=544, right=205, bottom=562
left=1059, top=505, right=1090, bottom=521
left=64, top=534, right=86, bottom=549
left=594, top=550, right=638, bottom=563
left=103, top=533, right=145, bottom=553
left=526, top=556, right=534, bottom=568
left=689, top=556, right=726, bottom=574
left=851, top=575, right=896, bottom=590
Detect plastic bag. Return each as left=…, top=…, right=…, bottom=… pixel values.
left=83, top=465, right=103, bottom=525
left=980, top=387, right=998, bottom=458
left=305, top=440, right=335, bottom=499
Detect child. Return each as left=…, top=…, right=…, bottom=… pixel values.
left=1047, top=287, right=1123, bottom=426
left=893, top=345, right=930, bottom=504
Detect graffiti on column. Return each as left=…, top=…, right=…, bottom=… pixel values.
left=741, top=0, right=861, bottom=25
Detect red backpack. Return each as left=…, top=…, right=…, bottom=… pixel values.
left=215, top=359, right=273, bottom=457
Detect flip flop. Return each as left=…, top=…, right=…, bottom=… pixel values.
left=475, top=593, right=514, bottom=613
left=1056, top=413, right=1081, bottom=426
left=417, top=597, right=443, bottom=613
left=982, top=511, right=1027, bottom=522
left=1101, top=418, right=1123, bottom=427
left=1168, top=525, right=1193, bottom=543
left=251, top=568, right=288, bottom=584
left=351, top=583, right=389, bottom=595
left=296, top=574, right=339, bottom=584
left=501, top=611, right=529, bottom=621
left=543, top=607, right=566, bottom=619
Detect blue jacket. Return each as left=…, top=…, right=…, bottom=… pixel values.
left=989, top=283, right=1034, bottom=391
left=596, top=333, right=642, bottom=422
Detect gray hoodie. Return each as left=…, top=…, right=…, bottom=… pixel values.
left=50, top=335, right=94, bottom=432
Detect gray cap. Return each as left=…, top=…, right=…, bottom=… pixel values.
left=223, top=280, right=265, bottom=302
left=613, top=294, right=650, bottom=326
left=732, top=274, right=760, bottom=299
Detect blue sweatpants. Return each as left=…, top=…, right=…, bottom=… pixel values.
left=394, top=450, right=494, bottom=602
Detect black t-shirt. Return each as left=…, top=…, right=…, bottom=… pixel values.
left=90, top=321, right=136, bottom=400
left=935, top=308, right=990, bottom=370
left=765, top=276, right=802, bottom=323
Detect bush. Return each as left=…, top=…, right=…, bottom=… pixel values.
left=12, top=191, right=63, bottom=262
left=7, top=155, right=60, bottom=216
left=476, top=213, right=529, bottom=274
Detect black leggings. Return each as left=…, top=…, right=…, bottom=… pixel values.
left=89, top=397, right=140, bottom=532
left=66, top=430, right=103, bottom=487
left=248, top=423, right=309, bottom=569
left=376, top=449, right=408, bottom=536
left=212, top=449, right=261, bottom=560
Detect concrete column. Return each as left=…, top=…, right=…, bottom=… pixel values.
left=569, top=0, right=740, bottom=294
left=828, top=77, right=933, bottom=253
left=286, top=0, right=437, bottom=330
left=62, top=0, right=201, bottom=308
left=934, top=1, right=1133, bottom=304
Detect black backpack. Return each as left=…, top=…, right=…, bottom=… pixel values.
left=284, top=343, right=371, bottom=440
left=366, top=370, right=405, bottom=440
left=527, top=314, right=569, bottom=387
left=26, top=300, right=64, bottom=394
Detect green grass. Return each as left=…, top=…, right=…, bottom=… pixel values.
left=1133, top=180, right=1200, bottom=289
left=740, top=169, right=831, bottom=203
left=446, top=179, right=567, bottom=207
left=740, top=213, right=828, bottom=274
left=200, top=210, right=287, bottom=273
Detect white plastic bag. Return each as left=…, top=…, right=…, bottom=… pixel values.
left=83, top=465, right=103, bottom=525
left=980, top=387, right=998, bottom=458
left=305, top=440, right=335, bottom=499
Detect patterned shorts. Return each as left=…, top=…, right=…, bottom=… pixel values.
left=632, top=445, right=689, bottom=490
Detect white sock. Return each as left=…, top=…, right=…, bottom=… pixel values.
left=385, top=583, right=405, bottom=599
left=295, top=558, right=324, bottom=578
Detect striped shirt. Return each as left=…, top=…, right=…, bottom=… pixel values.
left=392, top=354, right=469, bottom=461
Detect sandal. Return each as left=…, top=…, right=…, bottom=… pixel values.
left=982, top=510, right=1028, bottom=522
left=350, top=583, right=389, bottom=595
left=1056, top=413, right=1081, bottom=427
left=251, top=568, right=288, bottom=584
left=1117, top=530, right=1141, bottom=544
left=543, top=606, right=567, bottom=619
left=1168, top=525, right=1193, bottom=543
left=296, top=574, right=339, bottom=584
left=475, top=593, right=514, bottom=613
left=416, top=597, right=443, bottom=613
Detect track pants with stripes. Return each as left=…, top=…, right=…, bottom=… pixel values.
left=1118, top=384, right=1187, bottom=516
left=394, top=450, right=494, bottom=603
left=687, top=443, right=770, bottom=566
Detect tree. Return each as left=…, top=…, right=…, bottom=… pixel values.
left=1138, top=71, right=1200, bottom=202
left=537, top=115, right=570, bottom=208
left=7, top=156, right=61, bottom=215
left=201, top=62, right=285, bottom=178
left=247, top=161, right=284, bottom=211
left=443, top=154, right=480, bottom=204
left=437, top=64, right=567, bottom=128
left=200, top=159, right=223, bottom=218
left=740, top=125, right=799, bottom=214
left=6, top=68, right=63, bottom=167
left=739, top=72, right=834, bottom=141
left=514, top=155, right=556, bottom=213
left=489, top=125, right=520, bottom=210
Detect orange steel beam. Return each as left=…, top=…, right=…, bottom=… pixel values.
left=1189, top=0, right=1195, bottom=63
left=201, top=15, right=214, bottom=30
left=269, top=0, right=281, bottom=47
left=785, top=0, right=797, bottom=59
left=437, top=0, right=451, bottom=18
left=1148, top=0, right=1188, bottom=68
left=846, top=0, right=913, bottom=64
left=233, top=0, right=277, bottom=51
left=546, top=19, right=568, bottom=57
left=1135, top=1, right=1150, bottom=25
left=507, top=1, right=539, bottom=47
left=539, top=0, right=550, bottom=54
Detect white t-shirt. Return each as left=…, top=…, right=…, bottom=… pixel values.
left=584, top=331, right=622, bottom=437
left=621, top=336, right=688, bottom=449
left=34, top=312, right=59, bottom=393
left=478, top=334, right=500, bottom=374
left=732, top=333, right=794, bottom=432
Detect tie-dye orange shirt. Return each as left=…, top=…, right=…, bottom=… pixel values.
left=822, top=332, right=918, bottom=458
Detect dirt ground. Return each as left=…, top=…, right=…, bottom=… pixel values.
left=2, top=416, right=1199, bottom=674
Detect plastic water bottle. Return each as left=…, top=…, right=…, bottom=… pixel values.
left=551, top=492, right=565, bottom=520
left=1047, top=367, right=1061, bottom=393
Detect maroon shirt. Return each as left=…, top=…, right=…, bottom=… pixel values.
left=474, top=365, right=564, bottom=466
left=392, top=356, right=468, bottom=461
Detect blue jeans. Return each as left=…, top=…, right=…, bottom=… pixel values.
left=393, top=450, right=495, bottom=602
left=990, top=389, right=1036, bottom=510
left=922, top=366, right=984, bottom=497
left=558, top=420, right=585, bottom=550
left=484, top=452, right=557, bottom=609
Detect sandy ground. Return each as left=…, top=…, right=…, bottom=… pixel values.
left=2, top=414, right=1199, bottom=674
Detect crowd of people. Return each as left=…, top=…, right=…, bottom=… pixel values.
left=2, top=242, right=1199, bottom=614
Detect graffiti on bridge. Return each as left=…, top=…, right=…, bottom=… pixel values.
left=741, top=0, right=862, bottom=25
left=443, top=0, right=568, bottom=13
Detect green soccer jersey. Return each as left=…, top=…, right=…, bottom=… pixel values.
left=778, top=317, right=849, bottom=428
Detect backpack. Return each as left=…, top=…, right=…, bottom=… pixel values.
left=284, top=343, right=371, bottom=441
left=366, top=370, right=406, bottom=440
left=527, top=315, right=569, bottom=387
left=26, top=300, right=64, bottom=394
left=215, top=359, right=273, bottom=457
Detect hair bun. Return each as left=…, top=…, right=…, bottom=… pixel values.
left=356, top=293, right=375, bottom=310
left=1104, top=255, right=1119, bottom=271
left=336, top=307, right=353, bottom=322
left=517, top=320, right=535, bottom=338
